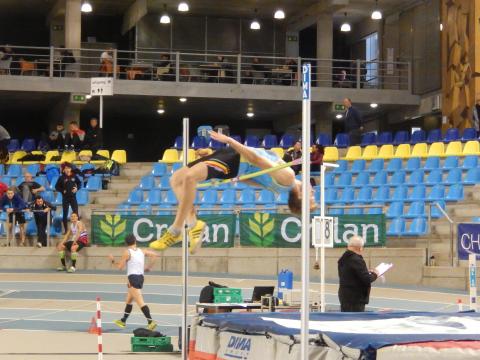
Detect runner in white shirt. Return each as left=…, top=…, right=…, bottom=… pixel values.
left=108, top=234, right=158, bottom=330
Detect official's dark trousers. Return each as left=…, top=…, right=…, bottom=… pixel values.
left=349, top=129, right=363, bottom=146
left=34, top=214, right=48, bottom=247
left=62, top=196, right=78, bottom=233
left=340, top=302, right=366, bottom=312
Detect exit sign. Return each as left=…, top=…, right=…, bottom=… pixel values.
left=333, top=104, right=346, bottom=111
left=71, top=94, right=87, bottom=104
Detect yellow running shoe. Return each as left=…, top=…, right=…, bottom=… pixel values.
left=113, top=319, right=126, bottom=328
left=147, top=320, right=157, bottom=331
left=188, top=220, right=206, bottom=255
left=149, top=230, right=181, bottom=250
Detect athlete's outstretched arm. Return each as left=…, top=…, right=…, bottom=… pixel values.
left=108, top=250, right=130, bottom=270
left=142, top=249, right=158, bottom=272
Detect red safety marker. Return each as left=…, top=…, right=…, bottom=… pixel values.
left=96, top=297, right=103, bottom=360
left=457, top=298, right=463, bottom=312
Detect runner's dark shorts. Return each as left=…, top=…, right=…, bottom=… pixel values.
left=187, top=147, right=240, bottom=180
left=64, top=240, right=86, bottom=252
left=128, top=274, right=145, bottom=289
left=8, top=212, right=25, bottom=224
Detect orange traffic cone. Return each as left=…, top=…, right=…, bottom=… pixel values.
left=88, top=316, right=98, bottom=335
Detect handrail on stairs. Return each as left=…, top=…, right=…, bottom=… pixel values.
left=427, top=202, right=456, bottom=268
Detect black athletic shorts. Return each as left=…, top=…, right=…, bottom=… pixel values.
left=64, top=240, right=86, bottom=252
left=8, top=212, right=25, bottom=224
left=128, top=274, right=144, bottom=289
left=187, top=148, right=240, bottom=180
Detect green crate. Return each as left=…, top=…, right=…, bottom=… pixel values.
left=213, top=288, right=242, bottom=296
left=131, top=343, right=174, bottom=352
left=131, top=336, right=171, bottom=346
left=214, top=294, right=243, bottom=303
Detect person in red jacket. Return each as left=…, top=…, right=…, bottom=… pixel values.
left=0, top=181, right=8, bottom=197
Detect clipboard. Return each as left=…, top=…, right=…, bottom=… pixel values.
left=375, top=262, right=393, bottom=277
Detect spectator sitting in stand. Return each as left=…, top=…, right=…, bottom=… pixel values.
left=17, top=172, right=45, bottom=204
left=156, top=54, right=173, bottom=81
left=252, top=57, right=270, bottom=84
left=283, top=141, right=302, bottom=175
left=60, top=46, right=76, bottom=77
left=100, top=48, right=114, bottom=76
left=310, top=144, right=325, bottom=186
left=0, top=187, right=27, bottom=246
left=49, top=123, right=66, bottom=150
left=64, top=121, right=85, bottom=151
left=31, top=194, right=56, bottom=248
left=83, top=117, right=103, bottom=152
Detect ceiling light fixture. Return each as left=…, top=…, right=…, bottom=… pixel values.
left=370, top=103, right=378, bottom=108
left=246, top=112, right=255, bottom=118
left=440, top=23, right=443, bottom=31
left=179, top=97, right=187, bottom=103
left=81, top=1, right=92, bottom=13
left=336, top=114, right=343, bottom=119
left=371, top=0, right=382, bottom=20
left=178, top=2, right=189, bottom=12
left=340, top=13, right=351, bottom=32
left=86, top=94, right=92, bottom=100
left=160, top=4, right=171, bottom=24
left=157, top=109, right=165, bottom=114
left=274, top=9, right=285, bottom=20
left=250, top=9, right=261, bottom=30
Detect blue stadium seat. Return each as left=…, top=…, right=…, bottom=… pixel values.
left=145, top=189, right=163, bottom=205
left=425, top=170, right=443, bottom=186
left=173, top=136, right=183, bottom=149
left=404, top=218, right=427, bottom=236
left=244, top=135, right=259, bottom=148
left=279, top=134, right=295, bottom=149
left=462, top=128, right=477, bottom=141
left=427, top=185, right=445, bottom=202
left=218, top=203, right=234, bottom=215
left=155, top=204, right=174, bottom=216
left=240, top=203, right=256, bottom=213
left=443, top=156, right=459, bottom=170
left=368, top=203, right=384, bottom=214
left=0, top=164, right=4, bottom=176
left=136, top=204, right=152, bottom=215
left=262, top=135, right=278, bottom=149
left=334, top=133, right=350, bottom=148
left=315, top=133, right=332, bottom=146
left=219, top=189, right=237, bottom=204
left=336, top=172, right=352, bottom=187
left=164, top=190, right=178, bottom=205
left=446, top=184, right=464, bottom=201
left=21, top=138, right=36, bottom=152
left=232, top=181, right=248, bottom=190
left=158, top=176, right=171, bottom=190
left=390, top=171, right=406, bottom=186
left=386, top=158, right=402, bottom=173
left=366, top=159, right=384, bottom=173
left=372, top=171, right=388, bottom=187
left=405, top=157, right=421, bottom=172
left=325, top=188, right=337, bottom=204
left=337, top=188, right=355, bottom=203
left=333, top=160, right=348, bottom=174
left=263, top=203, right=277, bottom=214
left=37, top=139, right=49, bottom=151
left=26, top=220, right=37, bottom=236
left=276, top=191, right=289, bottom=205
left=329, top=207, right=344, bottom=216
left=427, top=129, right=442, bottom=144
left=198, top=203, right=214, bottom=215
left=387, top=218, right=405, bottom=236
left=361, top=133, right=377, bottom=147
left=7, top=139, right=19, bottom=152
left=197, top=125, right=213, bottom=139
left=352, top=172, right=370, bottom=188
left=325, top=173, right=335, bottom=187
left=53, top=192, right=63, bottom=206
left=462, top=155, right=478, bottom=170
left=393, top=131, right=409, bottom=145
left=209, top=139, right=225, bottom=150
left=410, top=130, right=426, bottom=144
left=351, top=160, right=366, bottom=173
left=48, top=176, right=59, bottom=191
left=472, top=217, right=480, bottom=223
left=193, top=191, right=201, bottom=205
left=424, top=157, right=440, bottom=171
left=444, top=168, right=462, bottom=185
left=192, top=136, right=208, bottom=149
left=238, top=188, right=255, bottom=203
left=171, top=163, right=182, bottom=173
left=202, top=189, right=218, bottom=204
left=431, top=201, right=446, bottom=219
left=314, top=188, right=320, bottom=202
left=391, top=186, right=408, bottom=202
left=76, top=189, right=89, bottom=205
left=464, top=168, right=480, bottom=185
left=407, top=170, right=424, bottom=186
left=230, top=135, right=242, bottom=144
left=376, top=132, right=393, bottom=146
left=26, top=164, right=40, bottom=175
left=41, top=190, right=55, bottom=203
left=409, top=185, right=426, bottom=201
left=404, top=201, right=425, bottom=218
left=386, top=202, right=404, bottom=219
left=152, top=163, right=167, bottom=177
left=256, top=189, right=275, bottom=204
left=86, top=176, right=102, bottom=191
left=354, top=187, right=372, bottom=203
left=127, top=189, right=144, bottom=205
left=139, top=175, right=155, bottom=190
left=347, top=206, right=363, bottom=215
left=444, top=128, right=460, bottom=142
left=6, top=164, right=22, bottom=178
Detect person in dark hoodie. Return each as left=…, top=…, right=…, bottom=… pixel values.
left=55, top=163, right=81, bottom=233
left=338, top=235, right=378, bottom=312
left=83, top=117, right=103, bottom=152
left=0, top=187, right=27, bottom=246
left=30, top=194, right=56, bottom=248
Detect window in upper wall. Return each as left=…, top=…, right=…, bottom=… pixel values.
left=365, top=32, right=378, bottom=87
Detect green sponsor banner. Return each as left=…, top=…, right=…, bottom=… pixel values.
left=91, top=214, right=235, bottom=248
left=239, top=213, right=386, bottom=248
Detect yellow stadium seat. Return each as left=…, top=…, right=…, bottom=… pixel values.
left=9, top=151, right=27, bottom=164
left=343, top=146, right=362, bottom=161
left=394, top=144, right=411, bottom=159
left=323, top=147, right=338, bottom=162
left=411, top=143, right=428, bottom=158
left=159, top=149, right=179, bottom=163
left=444, top=141, right=463, bottom=157
left=270, top=147, right=285, bottom=158
left=361, top=145, right=378, bottom=160
left=60, top=151, right=77, bottom=164
left=74, top=150, right=93, bottom=165
left=377, top=145, right=394, bottom=159
left=179, top=149, right=196, bottom=163
left=427, top=142, right=445, bottom=157
left=90, top=149, right=110, bottom=165
left=42, top=150, right=60, bottom=164
left=463, top=140, right=480, bottom=156
left=111, top=150, right=127, bottom=164
left=22, top=151, right=45, bottom=165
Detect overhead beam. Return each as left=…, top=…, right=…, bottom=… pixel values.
left=287, top=0, right=348, bottom=32
left=46, top=0, right=66, bottom=25
left=122, top=0, right=148, bottom=35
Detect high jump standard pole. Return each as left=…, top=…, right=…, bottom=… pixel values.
left=300, top=63, right=312, bottom=360
left=181, top=117, right=189, bottom=360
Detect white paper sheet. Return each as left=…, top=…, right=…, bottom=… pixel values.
left=375, top=262, right=393, bottom=277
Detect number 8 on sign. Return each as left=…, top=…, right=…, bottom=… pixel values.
left=312, top=216, right=334, bottom=248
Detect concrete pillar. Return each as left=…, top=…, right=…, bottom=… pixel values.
left=65, top=0, right=81, bottom=49
left=316, top=14, right=333, bottom=88
left=313, top=103, right=332, bottom=137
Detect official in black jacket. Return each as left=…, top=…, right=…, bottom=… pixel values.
left=55, top=163, right=81, bottom=233
left=343, top=98, right=363, bottom=145
left=338, top=236, right=378, bottom=312
left=31, top=195, right=56, bottom=247
left=84, top=118, right=103, bottom=152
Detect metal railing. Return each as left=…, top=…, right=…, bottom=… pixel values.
left=427, top=202, right=456, bottom=267
left=0, top=45, right=412, bottom=91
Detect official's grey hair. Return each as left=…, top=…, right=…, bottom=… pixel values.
left=348, top=235, right=364, bottom=248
